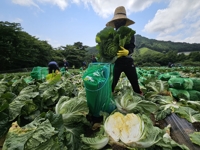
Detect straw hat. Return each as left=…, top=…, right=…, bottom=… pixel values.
left=106, top=6, right=135, bottom=27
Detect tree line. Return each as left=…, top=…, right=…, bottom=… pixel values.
left=0, top=21, right=93, bottom=71
left=133, top=50, right=200, bottom=67
left=1, top=21, right=200, bottom=72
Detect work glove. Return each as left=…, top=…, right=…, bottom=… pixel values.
left=117, top=46, right=129, bottom=58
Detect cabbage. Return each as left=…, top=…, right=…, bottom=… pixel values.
left=104, top=112, right=162, bottom=148
left=114, top=88, right=158, bottom=115
left=95, top=26, right=135, bottom=61
left=55, top=96, right=89, bottom=126
left=81, top=134, right=109, bottom=149
left=189, top=132, right=200, bottom=146
left=2, top=120, right=62, bottom=150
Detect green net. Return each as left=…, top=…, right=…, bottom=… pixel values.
left=60, top=67, right=66, bottom=75
left=187, top=90, right=200, bottom=101
left=191, top=78, right=200, bottom=92
left=24, top=76, right=33, bottom=83
left=168, top=77, right=193, bottom=90
left=170, top=88, right=200, bottom=101
left=158, top=73, right=172, bottom=81
left=169, top=88, right=190, bottom=100
left=30, top=66, right=48, bottom=80
left=82, top=63, right=112, bottom=117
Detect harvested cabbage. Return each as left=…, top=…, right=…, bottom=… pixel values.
left=104, top=112, right=162, bottom=148
left=96, top=26, right=135, bottom=61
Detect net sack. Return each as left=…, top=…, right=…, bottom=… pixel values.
left=169, top=88, right=200, bottom=101
left=82, top=63, right=112, bottom=117
left=158, top=72, right=181, bottom=81
left=191, top=78, right=200, bottom=92
left=60, top=67, right=66, bottom=75
left=30, top=66, right=48, bottom=80
left=168, top=77, right=193, bottom=90
left=169, top=88, right=190, bottom=100
left=158, top=73, right=172, bottom=81
left=187, top=90, right=200, bottom=101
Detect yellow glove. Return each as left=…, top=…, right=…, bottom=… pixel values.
left=117, top=46, right=129, bottom=58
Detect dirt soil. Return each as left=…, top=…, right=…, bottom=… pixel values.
left=153, top=114, right=200, bottom=150
left=192, top=122, right=200, bottom=131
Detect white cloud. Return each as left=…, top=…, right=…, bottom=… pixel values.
left=143, top=0, right=200, bottom=43
left=11, top=0, right=161, bottom=17
left=79, top=0, right=161, bottom=18
left=38, top=0, right=69, bottom=10
left=12, top=0, right=39, bottom=7
left=12, top=18, right=23, bottom=23
left=12, top=0, right=70, bottom=10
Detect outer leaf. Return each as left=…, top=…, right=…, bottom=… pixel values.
left=2, top=119, right=60, bottom=150
left=55, top=96, right=89, bottom=126
left=189, top=132, right=200, bottom=146
left=174, top=106, right=200, bottom=123
left=81, top=134, right=109, bottom=149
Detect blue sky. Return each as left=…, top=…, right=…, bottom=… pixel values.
left=0, top=0, right=200, bottom=48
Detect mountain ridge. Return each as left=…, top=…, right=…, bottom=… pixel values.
left=87, top=34, right=200, bottom=55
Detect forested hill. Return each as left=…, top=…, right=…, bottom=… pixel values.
left=135, top=34, right=200, bottom=53
left=87, top=34, right=200, bottom=54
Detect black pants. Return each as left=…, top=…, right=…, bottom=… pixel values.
left=48, top=64, right=58, bottom=74
left=112, top=63, right=141, bottom=94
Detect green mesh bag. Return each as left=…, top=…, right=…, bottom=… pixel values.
left=168, top=77, right=193, bottom=90
left=191, top=78, right=200, bottom=92
left=188, top=90, right=200, bottom=101
left=158, top=73, right=171, bottom=81
left=30, top=66, right=48, bottom=80
left=168, top=72, right=180, bottom=76
left=169, top=88, right=190, bottom=100
left=82, top=63, right=112, bottom=117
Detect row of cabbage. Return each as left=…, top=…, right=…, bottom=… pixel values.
left=0, top=67, right=200, bottom=150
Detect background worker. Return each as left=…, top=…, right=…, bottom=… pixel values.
left=91, top=55, right=97, bottom=63
left=48, top=60, right=60, bottom=74
left=106, top=6, right=142, bottom=95
left=63, top=59, right=69, bottom=71
left=82, top=61, right=87, bottom=70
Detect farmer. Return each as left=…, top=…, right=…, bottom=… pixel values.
left=63, top=59, right=69, bottom=71
left=82, top=61, right=87, bottom=70
left=106, top=6, right=142, bottom=95
left=91, top=55, right=97, bottom=63
left=48, top=60, right=60, bottom=74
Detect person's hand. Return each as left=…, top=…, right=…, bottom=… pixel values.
left=117, top=46, right=129, bottom=58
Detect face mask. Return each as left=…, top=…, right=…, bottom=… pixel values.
left=114, top=19, right=126, bottom=29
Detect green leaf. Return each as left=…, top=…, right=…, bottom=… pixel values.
left=81, top=134, right=109, bottom=149
left=2, top=119, right=61, bottom=150
left=175, top=106, right=200, bottom=123
left=189, top=132, right=200, bottom=146
left=55, top=96, right=89, bottom=126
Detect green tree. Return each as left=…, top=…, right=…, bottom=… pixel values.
left=0, top=21, right=53, bottom=71
left=61, top=44, right=87, bottom=68
left=188, top=52, right=200, bottom=62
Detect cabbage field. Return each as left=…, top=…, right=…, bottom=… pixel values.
left=0, top=66, right=200, bottom=150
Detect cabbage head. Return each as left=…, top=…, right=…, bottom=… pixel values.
left=104, top=112, right=162, bottom=148
left=96, top=26, right=135, bottom=61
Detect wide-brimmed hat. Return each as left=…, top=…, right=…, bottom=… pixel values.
left=106, top=6, right=135, bottom=28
